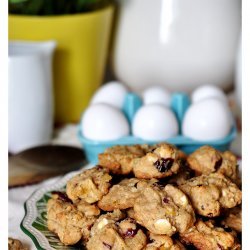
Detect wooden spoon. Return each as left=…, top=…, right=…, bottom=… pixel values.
left=9, top=145, right=86, bottom=187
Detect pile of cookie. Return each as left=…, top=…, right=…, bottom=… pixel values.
left=47, top=144, right=242, bottom=250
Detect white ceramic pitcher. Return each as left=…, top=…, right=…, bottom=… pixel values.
left=8, top=40, right=56, bottom=154
left=112, top=0, right=241, bottom=93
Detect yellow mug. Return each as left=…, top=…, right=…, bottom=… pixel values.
left=9, top=5, right=114, bottom=123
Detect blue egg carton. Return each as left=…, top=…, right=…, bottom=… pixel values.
left=78, top=92, right=237, bottom=164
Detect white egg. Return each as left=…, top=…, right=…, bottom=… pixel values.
left=132, top=105, right=178, bottom=140
left=81, top=104, right=129, bottom=141
left=91, top=81, right=128, bottom=109
left=182, top=99, right=232, bottom=141
left=191, top=85, right=227, bottom=104
left=142, top=86, right=171, bottom=107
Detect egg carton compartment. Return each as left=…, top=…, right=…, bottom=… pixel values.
left=78, top=92, right=237, bottom=164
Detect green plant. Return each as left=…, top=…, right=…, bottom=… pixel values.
left=9, top=0, right=112, bottom=15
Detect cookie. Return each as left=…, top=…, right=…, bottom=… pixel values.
left=179, top=173, right=242, bottom=217
left=133, top=144, right=183, bottom=179
left=221, top=206, right=242, bottom=233
left=66, top=166, right=112, bottom=203
left=187, top=146, right=222, bottom=175
left=187, top=146, right=240, bottom=185
left=87, top=210, right=147, bottom=250
left=133, top=184, right=195, bottom=235
left=8, top=238, right=27, bottom=250
left=98, top=178, right=145, bottom=211
left=145, top=233, right=186, bottom=250
left=180, top=219, right=240, bottom=250
left=98, top=145, right=149, bottom=175
left=47, top=192, right=97, bottom=245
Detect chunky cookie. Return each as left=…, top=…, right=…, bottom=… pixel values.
left=179, top=173, right=242, bottom=217
left=98, top=178, right=145, bottom=211
left=133, top=144, right=183, bottom=179
left=87, top=211, right=147, bottom=250
left=66, top=166, right=112, bottom=203
left=98, top=145, right=149, bottom=175
left=8, top=238, right=27, bottom=250
left=47, top=192, right=97, bottom=245
left=133, top=184, right=195, bottom=236
left=221, top=206, right=242, bottom=233
left=180, top=219, right=240, bottom=250
left=187, top=146, right=240, bottom=185
left=145, top=233, right=186, bottom=250
left=187, top=146, right=222, bottom=175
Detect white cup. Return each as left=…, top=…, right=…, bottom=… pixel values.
left=8, top=41, right=56, bottom=154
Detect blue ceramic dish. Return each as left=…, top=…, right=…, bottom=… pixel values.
left=78, top=92, right=237, bottom=164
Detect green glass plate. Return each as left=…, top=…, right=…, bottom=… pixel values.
left=20, top=164, right=93, bottom=250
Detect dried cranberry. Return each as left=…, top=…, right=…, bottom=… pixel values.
left=124, top=228, right=138, bottom=238
left=103, top=242, right=112, bottom=249
left=51, top=191, right=72, bottom=203
left=214, top=158, right=223, bottom=170
left=163, top=197, right=171, bottom=204
left=154, top=158, right=174, bottom=172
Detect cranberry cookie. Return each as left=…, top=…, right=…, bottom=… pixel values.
left=47, top=192, right=97, bottom=245
left=133, top=144, right=183, bottom=179
left=187, top=146, right=240, bottom=185
left=180, top=219, right=240, bottom=250
left=179, top=173, right=242, bottom=217
left=66, top=166, right=112, bottom=203
left=133, top=184, right=195, bottom=236
left=87, top=210, right=147, bottom=250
